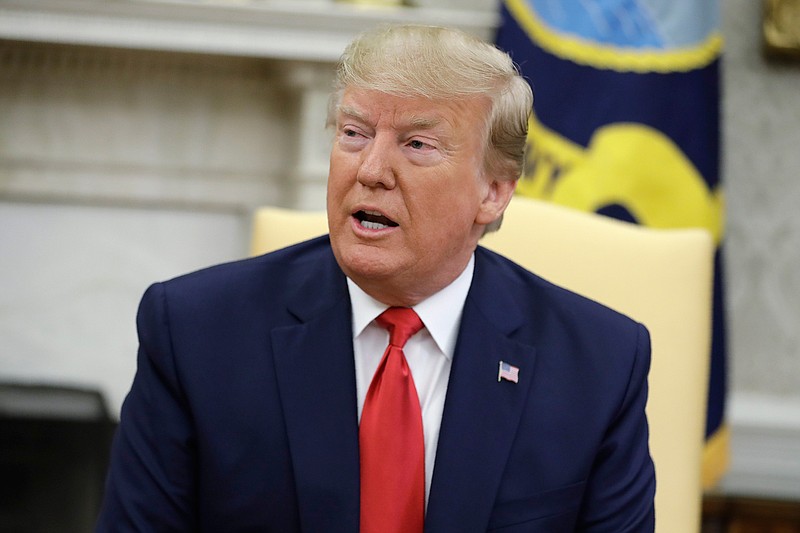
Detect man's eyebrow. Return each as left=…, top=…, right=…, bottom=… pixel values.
left=338, top=105, right=368, bottom=122
left=408, top=115, right=442, bottom=130
left=338, top=105, right=445, bottom=134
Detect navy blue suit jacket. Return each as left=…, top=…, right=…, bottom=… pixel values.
left=97, top=236, right=655, bottom=532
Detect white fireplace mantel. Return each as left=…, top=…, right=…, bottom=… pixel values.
left=0, top=0, right=500, bottom=62
left=0, top=0, right=500, bottom=212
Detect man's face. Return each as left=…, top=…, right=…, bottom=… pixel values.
left=327, top=87, right=515, bottom=306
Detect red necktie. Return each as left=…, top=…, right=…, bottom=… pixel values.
left=360, top=307, right=425, bottom=533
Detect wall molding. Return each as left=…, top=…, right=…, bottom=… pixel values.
left=0, top=39, right=308, bottom=212
left=0, top=0, right=499, bottom=62
left=720, top=392, right=800, bottom=499
left=0, top=157, right=284, bottom=213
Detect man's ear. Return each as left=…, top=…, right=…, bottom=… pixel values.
left=476, top=178, right=518, bottom=226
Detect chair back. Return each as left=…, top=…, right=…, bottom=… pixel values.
left=250, top=197, right=715, bottom=533
left=250, top=207, right=328, bottom=254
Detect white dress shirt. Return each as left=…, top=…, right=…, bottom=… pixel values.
left=347, top=254, right=474, bottom=506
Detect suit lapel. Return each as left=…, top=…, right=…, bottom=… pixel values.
left=271, top=252, right=360, bottom=532
left=426, top=248, right=538, bottom=533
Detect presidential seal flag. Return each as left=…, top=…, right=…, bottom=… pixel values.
left=496, top=0, right=728, bottom=488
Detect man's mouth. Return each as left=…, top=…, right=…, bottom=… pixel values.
left=353, top=210, right=399, bottom=230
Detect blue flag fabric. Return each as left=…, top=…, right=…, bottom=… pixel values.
left=496, top=0, right=727, bottom=487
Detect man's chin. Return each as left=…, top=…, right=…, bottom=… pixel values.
left=337, top=252, right=396, bottom=282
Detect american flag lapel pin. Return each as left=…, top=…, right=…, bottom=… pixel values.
left=498, top=361, right=519, bottom=383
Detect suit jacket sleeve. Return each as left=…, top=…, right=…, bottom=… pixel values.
left=96, top=282, right=197, bottom=531
left=579, top=322, right=655, bottom=531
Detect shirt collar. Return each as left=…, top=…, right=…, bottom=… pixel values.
left=347, top=254, right=475, bottom=360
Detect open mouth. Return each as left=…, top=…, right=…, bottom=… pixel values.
left=353, top=210, right=399, bottom=230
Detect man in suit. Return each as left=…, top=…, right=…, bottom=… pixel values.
left=97, top=24, right=655, bottom=532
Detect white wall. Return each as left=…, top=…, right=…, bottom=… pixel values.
left=723, top=0, right=800, bottom=400
left=0, top=202, right=246, bottom=413
left=718, top=0, right=800, bottom=497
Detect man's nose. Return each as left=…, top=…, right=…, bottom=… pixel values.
left=356, top=136, right=396, bottom=189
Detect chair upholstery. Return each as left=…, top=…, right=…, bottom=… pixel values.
left=250, top=196, right=714, bottom=533
left=250, top=207, right=329, bottom=255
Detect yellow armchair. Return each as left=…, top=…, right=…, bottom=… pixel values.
left=250, top=196, right=714, bottom=533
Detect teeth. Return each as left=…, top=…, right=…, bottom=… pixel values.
left=363, top=210, right=384, bottom=216
left=360, top=220, right=389, bottom=230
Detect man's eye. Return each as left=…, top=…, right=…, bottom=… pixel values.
left=343, top=128, right=359, bottom=137
left=408, top=140, right=427, bottom=149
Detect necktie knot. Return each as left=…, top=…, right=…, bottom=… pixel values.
left=377, top=307, right=424, bottom=349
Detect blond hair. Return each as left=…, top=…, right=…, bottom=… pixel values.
left=327, top=25, right=533, bottom=205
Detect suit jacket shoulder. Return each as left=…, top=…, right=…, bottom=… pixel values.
left=98, top=235, right=360, bottom=532
left=472, top=244, right=644, bottom=348
left=158, top=235, right=345, bottom=320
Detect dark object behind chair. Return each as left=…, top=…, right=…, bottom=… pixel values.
left=0, top=383, right=115, bottom=533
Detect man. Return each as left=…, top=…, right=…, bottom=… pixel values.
left=97, top=24, right=655, bottom=532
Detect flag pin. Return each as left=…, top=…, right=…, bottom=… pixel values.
left=498, top=361, right=519, bottom=383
